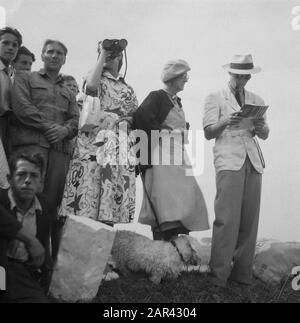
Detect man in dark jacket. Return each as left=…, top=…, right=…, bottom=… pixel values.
left=0, top=152, right=52, bottom=303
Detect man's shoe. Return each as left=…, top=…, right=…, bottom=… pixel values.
left=207, top=273, right=227, bottom=288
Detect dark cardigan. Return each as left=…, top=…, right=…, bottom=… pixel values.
left=133, top=89, right=188, bottom=171
left=133, top=89, right=182, bottom=133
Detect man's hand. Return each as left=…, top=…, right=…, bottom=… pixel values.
left=253, top=117, right=269, bottom=139
left=224, top=112, right=243, bottom=126
left=204, top=112, right=242, bottom=140
left=15, top=227, right=45, bottom=268
left=26, top=237, right=45, bottom=268
left=45, top=124, right=68, bottom=144
left=253, top=118, right=266, bottom=133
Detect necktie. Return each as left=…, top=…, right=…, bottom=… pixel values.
left=235, top=90, right=242, bottom=107
left=3, top=65, right=12, bottom=76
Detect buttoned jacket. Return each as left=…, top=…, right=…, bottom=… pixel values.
left=10, top=69, right=79, bottom=155
left=203, top=86, right=267, bottom=174
left=0, top=189, right=52, bottom=279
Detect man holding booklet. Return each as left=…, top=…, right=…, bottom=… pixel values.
left=203, top=54, right=270, bottom=288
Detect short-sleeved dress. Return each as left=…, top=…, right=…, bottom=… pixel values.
left=59, top=71, right=138, bottom=225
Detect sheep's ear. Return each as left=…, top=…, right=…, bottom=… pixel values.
left=173, top=237, right=193, bottom=263
left=187, top=239, right=197, bottom=260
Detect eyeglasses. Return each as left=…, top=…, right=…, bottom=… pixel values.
left=232, top=73, right=251, bottom=80
left=178, top=72, right=189, bottom=81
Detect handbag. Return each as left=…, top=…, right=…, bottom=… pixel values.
left=79, top=89, right=102, bottom=130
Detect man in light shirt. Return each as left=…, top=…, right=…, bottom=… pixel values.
left=0, top=27, right=22, bottom=152
left=203, top=54, right=270, bottom=288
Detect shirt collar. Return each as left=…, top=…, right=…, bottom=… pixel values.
left=8, top=188, right=42, bottom=213
left=0, top=59, right=5, bottom=71
left=163, top=89, right=178, bottom=100
left=162, top=89, right=182, bottom=107
left=0, top=59, right=13, bottom=76
left=103, top=70, right=124, bottom=81
left=38, top=68, right=63, bottom=83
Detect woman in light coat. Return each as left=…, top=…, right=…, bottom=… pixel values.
left=134, top=60, right=209, bottom=241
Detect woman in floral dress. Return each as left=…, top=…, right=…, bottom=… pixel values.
left=59, top=41, right=138, bottom=226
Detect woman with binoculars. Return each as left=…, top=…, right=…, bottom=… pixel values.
left=59, top=39, right=138, bottom=226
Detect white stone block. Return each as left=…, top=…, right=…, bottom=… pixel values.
left=49, top=215, right=115, bottom=302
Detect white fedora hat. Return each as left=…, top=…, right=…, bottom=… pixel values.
left=223, top=54, right=261, bottom=74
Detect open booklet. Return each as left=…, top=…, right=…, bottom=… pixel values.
left=237, top=104, right=269, bottom=118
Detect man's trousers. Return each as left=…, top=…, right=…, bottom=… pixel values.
left=209, top=156, right=262, bottom=286
left=0, top=260, right=49, bottom=303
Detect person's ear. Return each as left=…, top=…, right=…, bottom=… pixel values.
left=62, top=55, right=66, bottom=66
left=37, top=174, right=44, bottom=193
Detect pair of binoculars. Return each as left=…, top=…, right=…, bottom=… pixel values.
left=102, top=39, right=128, bottom=52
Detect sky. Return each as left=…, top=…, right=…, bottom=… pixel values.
left=1, top=0, right=300, bottom=241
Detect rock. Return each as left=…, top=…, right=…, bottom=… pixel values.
left=49, top=215, right=116, bottom=302
left=253, top=239, right=300, bottom=285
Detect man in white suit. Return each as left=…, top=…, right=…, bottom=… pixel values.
left=203, top=54, right=270, bottom=287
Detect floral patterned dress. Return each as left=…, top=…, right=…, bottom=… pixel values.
left=58, top=71, right=138, bottom=225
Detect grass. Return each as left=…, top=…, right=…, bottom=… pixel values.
left=92, top=272, right=300, bottom=303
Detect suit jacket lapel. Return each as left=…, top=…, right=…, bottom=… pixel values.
left=223, top=87, right=240, bottom=112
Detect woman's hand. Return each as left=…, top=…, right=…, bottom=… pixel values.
left=86, top=42, right=109, bottom=90
left=114, top=116, right=133, bottom=127
left=97, top=42, right=109, bottom=60
left=97, top=41, right=116, bottom=62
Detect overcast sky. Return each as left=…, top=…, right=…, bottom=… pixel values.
left=1, top=0, right=300, bottom=241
